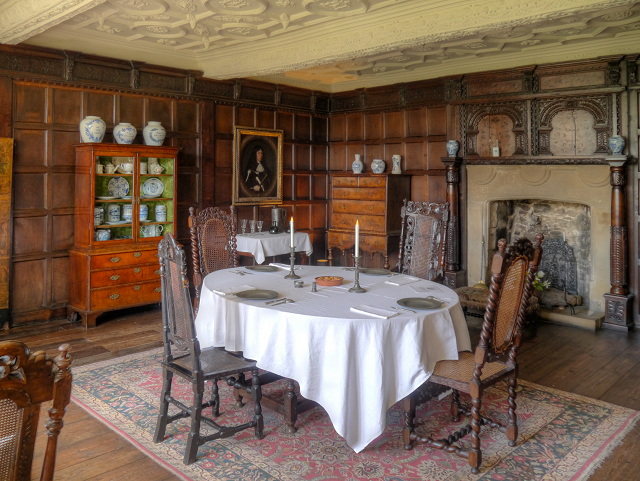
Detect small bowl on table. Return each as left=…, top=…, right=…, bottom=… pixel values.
left=315, top=276, right=343, bottom=287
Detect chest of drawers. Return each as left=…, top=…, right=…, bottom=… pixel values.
left=327, top=173, right=410, bottom=269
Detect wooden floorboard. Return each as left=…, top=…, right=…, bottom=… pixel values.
left=6, top=307, right=640, bottom=480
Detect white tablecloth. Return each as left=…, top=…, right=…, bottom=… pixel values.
left=235, top=232, right=313, bottom=264
left=194, top=266, right=471, bottom=453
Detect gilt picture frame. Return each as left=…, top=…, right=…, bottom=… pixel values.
left=233, top=127, right=283, bottom=205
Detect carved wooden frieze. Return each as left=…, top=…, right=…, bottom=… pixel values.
left=405, top=84, right=446, bottom=105
left=463, top=101, right=527, bottom=156
left=74, top=62, right=130, bottom=86
left=139, top=72, right=187, bottom=93
left=241, top=85, right=276, bottom=104
left=331, top=95, right=362, bottom=112
left=281, top=92, right=310, bottom=110
left=0, top=51, right=64, bottom=78
left=533, top=95, right=612, bottom=155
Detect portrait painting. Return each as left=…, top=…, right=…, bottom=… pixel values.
left=233, top=127, right=283, bottom=205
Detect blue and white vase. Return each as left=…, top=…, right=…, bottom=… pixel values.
left=122, top=204, right=133, bottom=222
left=139, top=204, right=149, bottom=221
left=352, top=154, right=363, bottom=174
left=113, top=122, right=137, bottom=144
left=392, top=155, right=402, bottom=174
left=446, top=140, right=460, bottom=157
left=94, top=229, right=110, bottom=242
left=371, top=159, right=386, bottom=174
left=79, top=116, right=106, bottom=143
left=609, top=135, right=625, bottom=155
left=143, top=121, right=166, bottom=146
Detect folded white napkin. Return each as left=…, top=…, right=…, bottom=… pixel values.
left=385, top=276, right=421, bottom=286
left=410, top=284, right=443, bottom=293
left=350, top=305, right=399, bottom=319
left=268, top=263, right=301, bottom=270
left=211, top=284, right=255, bottom=296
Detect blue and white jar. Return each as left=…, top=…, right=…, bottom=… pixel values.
left=609, top=135, right=625, bottom=155
left=122, top=204, right=133, bottom=222
left=143, top=121, right=166, bottom=146
left=107, top=204, right=120, bottom=222
left=113, top=122, right=137, bottom=144
left=392, top=155, right=402, bottom=174
left=94, top=229, right=110, bottom=242
left=446, top=140, right=460, bottom=157
left=352, top=154, right=363, bottom=174
left=139, top=204, right=149, bottom=221
left=371, top=159, right=386, bottom=174
left=79, top=116, right=106, bottom=143
left=155, top=204, right=167, bottom=222
left=94, top=207, right=104, bottom=226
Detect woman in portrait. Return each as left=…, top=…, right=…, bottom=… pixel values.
left=244, top=147, right=270, bottom=194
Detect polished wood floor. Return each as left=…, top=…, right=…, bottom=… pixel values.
left=3, top=307, right=640, bottom=480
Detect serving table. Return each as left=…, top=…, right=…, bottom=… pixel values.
left=194, top=265, right=470, bottom=453
left=235, top=231, right=312, bottom=264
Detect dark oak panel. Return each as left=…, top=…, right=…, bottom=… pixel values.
left=313, top=144, right=327, bottom=171
left=405, top=142, right=425, bottom=170
left=51, top=256, right=69, bottom=305
left=296, top=173, right=311, bottom=199
left=427, top=107, right=447, bottom=136
left=175, top=137, right=199, bottom=168
left=277, top=111, right=294, bottom=139
left=119, top=95, right=145, bottom=128
left=406, top=109, right=427, bottom=137
left=238, top=107, right=255, bottom=127
left=51, top=173, right=75, bottom=208
left=52, top=214, right=75, bottom=252
left=13, top=129, right=47, bottom=167
left=295, top=144, right=311, bottom=170
left=257, top=109, right=274, bottom=129
left=13, top=173, right=46, bottom=210
left=14, top=84, right=47, bottom=123
left=215, top=104, right=234, bottom=134
left=52, top=130, right=79, bottom=166
left=11, top=259, right=46, bottom=312
left=384, top=111, right=404, bottom=138
left=176, top=100, right=199, bottom=133
left=146, top=97, right=173, bottom=129
left=215, top=139, right=233, bottom=170
left=296, top=113, right=311, bottom=140
left=13, top=216, right=47, bottom=255
left=365, top=113, right=383, bottom=140
left=87, top=92, right=115, bottom=126
left=329, top=115, right=345, bottom=142
left=427, top=141, right=447, bottom=170
left=346, top=113, right=363, bottom=141
left=52, top=89, right=82, bottom=125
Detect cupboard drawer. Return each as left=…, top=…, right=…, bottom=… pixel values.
left=332, top=214, right=386, bottom=233
left=360, top=177, right=386, bottom=187
left=91, top=249, right=158, bottom=269
left=332, top=200, right=386, bottom=215
left=91, top=264, right=161, bottom=288
left=333, top=187, right=386, bottom=201
left=361, top=235, right=388, bottom=252
left=327, top=231, right=354, bottom=249
left=90, top=281, right=161, bottom=311
left=332, top=177, right=358, bottom=187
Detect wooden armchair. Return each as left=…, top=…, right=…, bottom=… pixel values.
left=396, top=199, right=449, bottom=281
left=0, top=341, right=72, bottom=481
left=188, top=206, right=238, bottom=312
left=403, top=234, right=543, bottom=473
left=153, top=232, right=263, bottom=465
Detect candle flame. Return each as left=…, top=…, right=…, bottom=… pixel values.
left=356, top=220, right=359, bottom=225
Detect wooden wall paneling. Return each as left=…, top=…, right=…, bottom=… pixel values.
left=330, top=115, right=345, bottom=141
left=86, top=91, right=116, bottom=127
left=51, top=256, right=69, bottom=306
left=365, top=113, right=383, bottom=140
left=297, top=173, right=311, bottom=199
left=345, top=144, right=362, bottom=169
left=296, top=144, right=311, bottom=170
left=427, top=141, right=447, bottom=170
left=406, top=108, right=427, bottom=137
left=296, top=113, right=311, bottom=141
left=12, top=172, right=46, bottom=210
left=145, top=96, right=173, bottom=130
left=0, top=77, right=12, bottom=137
left=427, top=107, right=447, bottom=136
left=51, top=173, right=75, bottom=208
left=14, top=84, right=47, bottom=123
left=278, top=111, right=294, bottom=139
left=214, top=138, right=233, bottom=170
left=119, top=95, right=145, bottom=131
left=176, top=99, right=200, bottom=134
left=365, top=144, right=384, bottom=167
left=313, top=116, right=328, bottom=143
left=313, top=144, right=327, bottom=171
left=201, top=100, right=216, bottom=208
left=405, top=141, right=425, bottom=171
left=13, top=129, right=47, bottom=166
left=215, top=104, right=234, bottom=134
left=329, top=144, right=346, bottom=171
left=346, top=113, right=364, bottom=141
left=385, top=143, right=402, bottom=165
left=11, top=259, right=46, bottom=313
left=295, top=203, right=311, bottom=230
left=238, top=107, right=255, bottom=127
left=51, top=214, right=74, bottom=252
left=12, top=216, right=47, bottom=256
left=384, top=111, right=404, bottom=139
left=410, top=175, right=426, bottom=202
left=283, top=143, right=294, bottom=170
left=257, top=109, right=275, bottom=129
left=52, top=89, right=82, bottom=125
left=311, top=203, right=326, bottom=230
left=51, top=131, right=79, bottom=166
left=283, top=173, right=293, bottom=200
left=312, top=173, right=327, bottom=200
left=0, top=138, right=12, bottom=328
left=427, top=174, right=447, bottom=203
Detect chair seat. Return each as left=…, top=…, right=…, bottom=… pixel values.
left=172, top=347, right=257, bottom=378
left=432, top=351, right=511, bottom=384
left=455, top=284, right=539, bottom=313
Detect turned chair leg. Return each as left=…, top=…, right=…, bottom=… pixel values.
left=211, top=379, right=220, bottom=417
left=469, top=393, right=483, bottom=474
left=233, top=372, right=245, bottom=407
left=402, top=394, right=416, bottom=450
left=506, top=374, right=519, bottom=446
left=251, top=368, right=264, bottom=439
left=283, top=380, right=298, bottom=434
left=153, top=368, right=173, bottom=443
left=451, top=389, right=461, bottom=422
left=184, top=378, right=204, bottom=465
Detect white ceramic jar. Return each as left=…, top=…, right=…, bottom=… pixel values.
left=352, top=154, right=363, bottom=174
left=143, top=121, right=166, bottom=146
left=113, top=123, right=137, bottom=144
left=79, top=116, right=106, bottom=143
left=371, top=159, right=386, bottom=174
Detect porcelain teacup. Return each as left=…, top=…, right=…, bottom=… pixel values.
left=140, top=224, right=163, bottom=237
left=115, top=162, right=134, bottom=174
left=149, top=163, right=165, bottom=174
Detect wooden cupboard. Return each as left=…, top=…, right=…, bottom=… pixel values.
left=327, top=173, right=410, bottom=269
left=68, top=144, right=179, bottom=327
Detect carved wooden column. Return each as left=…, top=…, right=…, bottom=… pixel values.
left=441, top=157, right=465, bottom=288
left=603, top=155, right=634, bottom=331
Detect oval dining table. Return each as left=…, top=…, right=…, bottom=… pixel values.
left=194, top=264, right=471, bottom=453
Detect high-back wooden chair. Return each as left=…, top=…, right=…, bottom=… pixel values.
left=188, top=206, right=238, bottom=311
left=403, top=234, right=543, bottom=473
left=396, top=200, right=449, bottom=281
left=153, top=232, right=263, bottom=465
left=0, top=341, right=72, bottom=481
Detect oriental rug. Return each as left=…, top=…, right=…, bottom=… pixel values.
left=71, top=349, right=639, bottom=481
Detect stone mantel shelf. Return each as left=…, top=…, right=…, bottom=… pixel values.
left=463, top=156, right=635, bottom=165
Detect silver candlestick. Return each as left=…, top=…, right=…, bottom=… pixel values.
left=284, top=246, right=300, bottom=279
left=349, top=255, right=366, bottom=293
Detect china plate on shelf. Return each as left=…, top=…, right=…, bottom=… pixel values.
left=397, top=297, right=442, bottom=310
left=245, top=265, right=279, bottom=272
left=96, top=196, right=118, bottom=200
left=104, top=220, right=129, bottom=225
left=235, top=289, right=279, bottom=300
left=142, top=178, right=164, bottom=197
left=361, top=268, right=391, bottom=276
left=140, top=219, right=155, bottom=223
left=107, top=177, right=130, bottom=198
left=121, top=195, right=132, bottom=200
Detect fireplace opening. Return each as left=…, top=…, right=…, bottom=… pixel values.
left=488, top=199, right=592, bottom=309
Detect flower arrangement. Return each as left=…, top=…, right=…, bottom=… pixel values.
left=533, top=270, right=551, bottom=291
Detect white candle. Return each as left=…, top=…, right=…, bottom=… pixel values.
left=563, top=232, right=566, bottom=242
left=290, top=217, right=294, bottom=247
left=355, top=220, right=359, bottom=257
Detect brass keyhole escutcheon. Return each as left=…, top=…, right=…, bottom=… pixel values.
left=154, top=287, right=161, bottom=293
left=134, top=252, right=142, bottom=258
left=134, top=268, right=141, bottom=273
left=110, top=257, right=120, bottom=263
left=109, top=293, right=120, bottom=300
left=110, top=275, right=120, bottom=281
left=133, top=285, right=141, bottom=291
left=154, top=269, right=161, bottom=275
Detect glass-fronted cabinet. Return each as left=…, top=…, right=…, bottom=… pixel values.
left=69, top=143, right=179, bottom=328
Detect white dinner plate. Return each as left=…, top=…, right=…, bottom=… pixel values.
left=96, top=196, right=118, bottom=200
left=397, top=297, right=442, bottom=310
left=104, top=220, right=129, bottom=225
left=142, top=178, right=164, bottom=197
left=235, top=289, right=279, bottom=300
left=245, top=265, right=279, bottom=272
left=107, top=177, right=130, bottom=197
left=361, top=268, right=391, bottom=276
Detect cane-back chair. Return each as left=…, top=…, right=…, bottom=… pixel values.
left=153, top=232, right=263, bottom=465
left=403, top=234, right=543, bottom=473
left=0, top=341, right=72, bottom=481
left=188, top=206, right=238, bottom=311
left=396, top=200, right=449, bottom=282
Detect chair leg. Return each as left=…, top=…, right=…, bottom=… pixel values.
left=451, top=389, right=461, bottom=422
left=211, top=379, right=220, bottom=417
left=469, top=391, right=483, bottom=474
left=402, top=394, right=416, bottom=450
left=251, top=368, right=264, bottom=440
left=506, top=374, right=519, bottom=446
left=184, top=377, right=204, bottom=465
left=153, top=368, right=173, bottom=443
left=283, top=379, right=298, bottom=434
left=233, top=373, right=245, bottom=407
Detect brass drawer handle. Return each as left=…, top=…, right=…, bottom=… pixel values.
left=109, top=293, right=120, bottom=300
left=154, top=287, right=161, bottom=293
left=155, top=253, right=159, bottom=258
left=342, top=219, right=346, bottom=224
left=134, top=268, right=141, bottom=273
left=110, top=257, right=120, bottom=263
left=133, top=285, right=141, bottom=291
left=154, top=269, right=161, bottom=275
left=342, top=204, right=346, bottom=209
left=110, top=275, right=120, bottom=281
left=369, top=221, right=373, bottom=226
left=134, top=252, right=142, bottom=258
left=369, top=206, right=373, bottom=211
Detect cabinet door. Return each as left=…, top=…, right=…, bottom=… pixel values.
left=94, top=154, right=135, bottom=244
left=138, top=154, right=175, bottom=240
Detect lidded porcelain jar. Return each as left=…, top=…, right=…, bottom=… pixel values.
left=143, top=121, right=166, bottom=146
left=113, top=122, right=137, bottom=144
left=79, top=116, right=106, bottom=143
left=352, top=154, right=363, bottom=174
left=609, top=135, right=625, bottom=155
left=371, top=158, right=386, bottom=174
left=446, top=140, right=460, bottom=157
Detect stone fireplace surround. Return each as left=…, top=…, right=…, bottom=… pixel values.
left=466, top=162, right=611, bottom=326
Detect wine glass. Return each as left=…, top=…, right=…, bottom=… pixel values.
left=240, top=219, right=247, bottom=235
left=249, top=220, right=256, bottom=234
left=256, top=220, right=263, bottom=233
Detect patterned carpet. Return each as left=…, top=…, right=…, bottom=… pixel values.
left=71, top=349, right=639, bottom=481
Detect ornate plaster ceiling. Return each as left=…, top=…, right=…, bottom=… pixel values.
left=1, top=0, right=639, bottom=92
